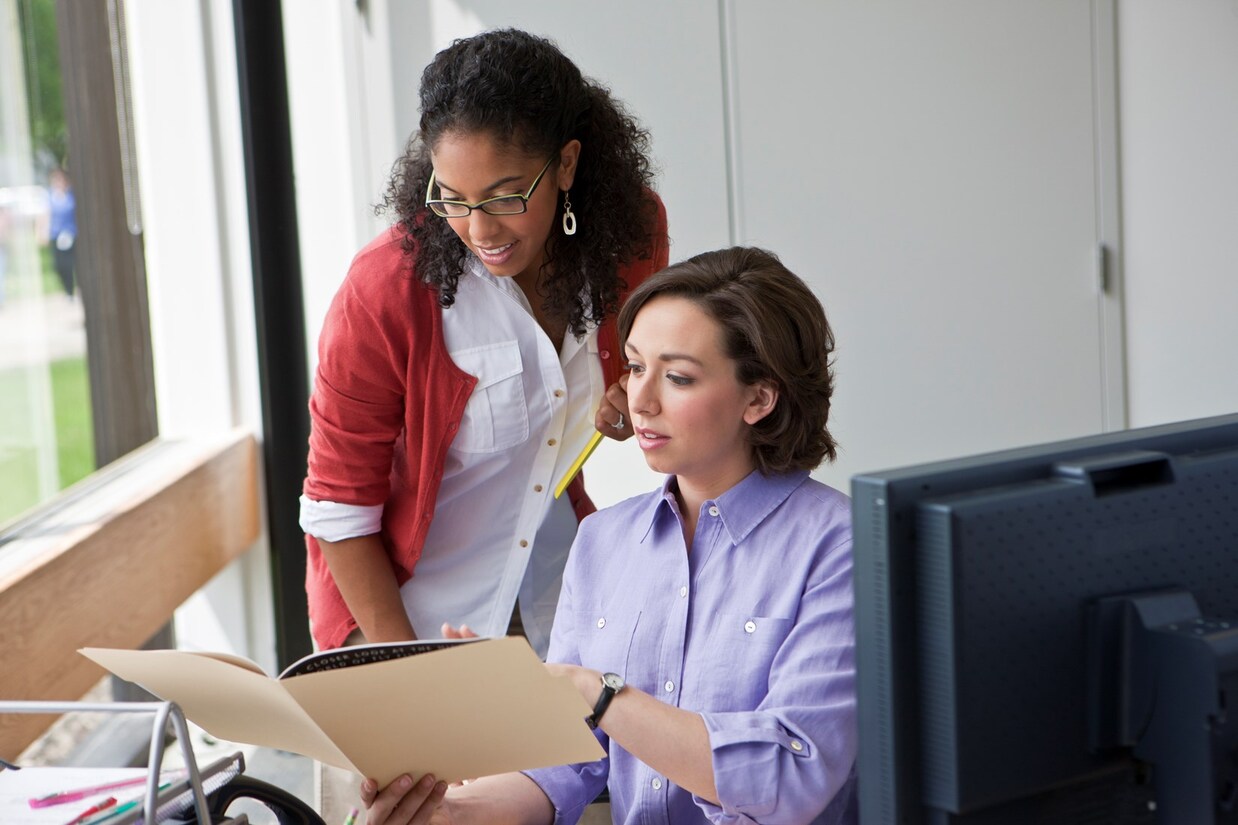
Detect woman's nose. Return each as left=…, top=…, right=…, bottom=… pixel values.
left=467, top=209, right=502, bottom=243
left=629, top=377, right=658, bottom=417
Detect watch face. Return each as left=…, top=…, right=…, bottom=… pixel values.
left=602, top=672, right=625, bottom=691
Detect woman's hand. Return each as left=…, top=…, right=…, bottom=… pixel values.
left=545, top=663, right=603, bottom=707
left=360, top=774, right=450, bottom=825
left=440, top=623, right=480, bottom=639
left=595, top=374, right=633, bottom=441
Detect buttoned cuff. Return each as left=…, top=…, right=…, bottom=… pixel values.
left=698, top=712, right=816, bottom=820
left=523, top=755, right=609, bottom=825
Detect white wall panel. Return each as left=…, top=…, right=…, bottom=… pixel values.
left=1119, top=0, right=1238, bottom=427
left=729, top=1, right=1115, bottom=490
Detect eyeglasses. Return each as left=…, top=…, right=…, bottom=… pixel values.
left=425, top=156, right=555, bottom=218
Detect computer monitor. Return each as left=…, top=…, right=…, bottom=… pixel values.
left=851, top=413, right=1238, bottom=825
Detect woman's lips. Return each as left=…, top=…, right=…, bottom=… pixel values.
left=474, top=241, right=516, bottom=266
left=636, top=428, right=668, bottom=451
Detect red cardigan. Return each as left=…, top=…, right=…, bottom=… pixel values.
left=304, top=197, right=669, bottom=649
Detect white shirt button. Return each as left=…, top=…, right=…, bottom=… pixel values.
left=547, top=438, right=557, bottom=447
left=519, top=539, right=529, bottom=548
left=664, top=680, right=675, bottom=693
left=790, top=740, right=804, bottom=752
left=652, top=778, right=662, bottom=790
left=708, top=505, right=719, bottom=517
left=533, top=484, right=543, bottom=493
left=744, top=620, right=757, bottom=633
left=554, top=388, right=565, bottom=398
left=679, top=585, right=688, bottom=598
left=597, top=618, right=606, bottom=629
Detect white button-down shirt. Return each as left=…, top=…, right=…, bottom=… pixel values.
left=300, top=256, right=603, bottom=657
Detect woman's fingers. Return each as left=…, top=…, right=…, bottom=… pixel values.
left=364, top=774, right=447, bottom=825
left=596, top=381, right=633, bottom=440
left=440, top=623, right=479, bottom=639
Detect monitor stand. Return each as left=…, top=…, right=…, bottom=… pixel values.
left=1088, top=588, right=1238, bottom=824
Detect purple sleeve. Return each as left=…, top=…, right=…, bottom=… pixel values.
left=522, top=532, right=610, bottom=822
left=695, top=538, right=857, bottom=823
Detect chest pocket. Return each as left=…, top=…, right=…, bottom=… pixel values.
left=450, top=341, right=529, bottom=453
left=573, top=610, right=641, bottom=682
left=692, top=612, right=794, bottom=710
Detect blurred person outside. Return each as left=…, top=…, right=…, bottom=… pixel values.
left=46, top=166, right=76, bottom=299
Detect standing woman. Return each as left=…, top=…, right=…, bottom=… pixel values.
left=299, top=28, right=669, bottom=657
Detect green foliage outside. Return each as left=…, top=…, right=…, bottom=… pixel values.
left=17, top=0, right=69, bottom=168
left=0, top=356, right=95, bottom=526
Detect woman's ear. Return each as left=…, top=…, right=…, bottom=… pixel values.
left=558, top=139, right=582, bottom=191
left=743, top=380, right=779, bottom=426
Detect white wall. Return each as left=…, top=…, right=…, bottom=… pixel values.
left=726, top=1, right=1122, bottom=493
left=1118, top=0, right=1238, bottom=426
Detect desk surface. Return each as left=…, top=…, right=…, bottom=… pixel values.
left=0, top=766, right=148, bottom=825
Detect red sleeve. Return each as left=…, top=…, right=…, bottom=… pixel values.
left=303, top=244, right=412, bottom=507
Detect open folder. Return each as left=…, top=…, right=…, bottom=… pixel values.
left=81, top=637, right=604, bottom=786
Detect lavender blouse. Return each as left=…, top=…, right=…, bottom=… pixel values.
left=525, top=469, right=858, bottom=824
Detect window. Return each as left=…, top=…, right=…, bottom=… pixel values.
left=0, top=0, right=99, bottom=526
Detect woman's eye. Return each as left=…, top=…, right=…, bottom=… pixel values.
left=667, top=373, right=693, bottom=386
left=624, top=362, right=644, bottom=374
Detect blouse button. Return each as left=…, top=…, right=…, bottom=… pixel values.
left=679, top=585, right=688, bottom=598
left=708, top=505, right=719, bottom=517
left=790, top=740, right=804, bottom=752
left=651, top=778, right=662, bottom=790
left=554, top=388, right=565, bottom=398
left=547, top=438, right=557, bottom=447
left=519, top=539, right=529, bottom=548
left=664, top=680, right=675, bottom=693
left=744, top=620, right=757, bottom=633
left=533, top=484, right=543, bottom=493
left=597, top=617, right=606, bottom=629
left=600, top=350, right=611, bottom=360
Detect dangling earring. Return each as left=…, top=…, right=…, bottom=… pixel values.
left=562, top=190, right=577, bottom=236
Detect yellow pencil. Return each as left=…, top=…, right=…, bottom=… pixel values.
left=554, top=430, right=605, bottom=499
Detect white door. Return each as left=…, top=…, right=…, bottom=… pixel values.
left=725, top=0, right=1124, bottom=488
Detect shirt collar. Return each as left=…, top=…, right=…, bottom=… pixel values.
left=462, top=253, right=599, bottom=346
left=641, top=469, right=812, bottom=546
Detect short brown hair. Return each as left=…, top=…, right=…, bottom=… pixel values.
left=618, top=246, right=838, bottom=474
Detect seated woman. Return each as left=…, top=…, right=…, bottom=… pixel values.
left=362, top=246, right=857, bottom=824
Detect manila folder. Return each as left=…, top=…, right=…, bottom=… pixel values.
left=81, top=636, right=604, bottom=786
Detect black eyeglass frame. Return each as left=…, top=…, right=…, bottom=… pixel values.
left=424, top=156, right=556, bottom=218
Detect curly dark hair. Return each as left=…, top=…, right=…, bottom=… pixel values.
left=617, top=247, right=839, bottom=474
left=380, top=29, right=658, bottom=336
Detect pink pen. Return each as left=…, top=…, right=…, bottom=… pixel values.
left=29, top=773, right=180, bottom=808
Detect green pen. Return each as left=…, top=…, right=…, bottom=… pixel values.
left=80, top=782, right=171, bottom=825
left=78, top=798, right=138, bottom=825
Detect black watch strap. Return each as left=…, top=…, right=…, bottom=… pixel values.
left=587, top=672, right=625, bottom=729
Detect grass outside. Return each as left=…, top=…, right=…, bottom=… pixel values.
left=4, top=245, right=62, bottom=300
left=0, top=355, right=95, bottom=525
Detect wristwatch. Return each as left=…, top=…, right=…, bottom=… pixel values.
left=587, top=672, right=625, bottom=729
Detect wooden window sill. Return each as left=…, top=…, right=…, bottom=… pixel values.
left=0, top=429, right=260, bottom=758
